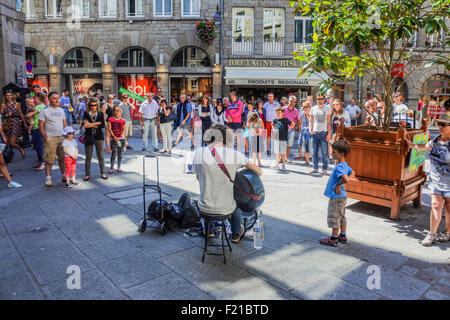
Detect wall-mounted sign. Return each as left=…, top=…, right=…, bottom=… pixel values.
left=226, top=78, right=316, bottom=86
left=227, top=59, right=305, bottom=68
left=11, top=43, right=22, bottom=56
left=25, top=60, right=33, bottom=73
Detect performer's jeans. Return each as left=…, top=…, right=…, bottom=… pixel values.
left=312, top=131, right=329, bottom=171
left=143, top=119, right=158, bottom=150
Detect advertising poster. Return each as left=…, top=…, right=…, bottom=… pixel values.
left=118, top=75, right=156, bottom=119
left=409, top=131, right=430, bottom=172
left=71, top=77, right=103, bottom=108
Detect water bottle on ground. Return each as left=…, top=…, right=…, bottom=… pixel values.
left=253, top=213, right=264, bottom=250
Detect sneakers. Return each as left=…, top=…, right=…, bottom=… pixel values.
left=8, top=181, right=22, bottom=188
left=421, top=232, right=437, bottom=246
left=319, top=237, right=338, bottom=247
left=45, top=177, right=52, bottom=187
left=281, top=164, right=286, bottom=171
left=437, top=231, right=450, bottom=243
left=338, top=235, right=348, bottom=244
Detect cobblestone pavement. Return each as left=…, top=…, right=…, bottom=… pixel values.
left=0, top=128, right=449, bottom=300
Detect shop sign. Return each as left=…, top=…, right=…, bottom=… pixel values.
left=27, top=76, right=51, bottom=93
left=392, top=64, right=405, bottom=78
left=11, top=43, right=22, bottom=56
left=226, top=78, right=316, bottom=86
left=228, top=59, right=305, bottom=68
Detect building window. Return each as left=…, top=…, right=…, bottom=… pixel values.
left=127, top=0, right=144, bottom=17
left=171, top=47, right=211, bottom=68
left=99, top=0, right=117, bottom=17
left=64, top=48, right=101, bottom=69
left=232, top=8, right=254, bottom=55
left=46, top=0, right=63, bottom=18
left=16, top=0, right=23, bottom=11
left=367, top=78, right=408, bottom=101
left=154, top=0, right=171, bottom=16
left=294, top=13, right=313, bottom=51
left=182, top=0, right=200, bottom=17
left=72, top=0, right=89, bottom=18
left=116, top=48, right=156, bottom=68
left=26, top=49, right=49, bottom=69
left=263, top=8, right=284, bottom=55
left=24, top=0, right=36, bottom=18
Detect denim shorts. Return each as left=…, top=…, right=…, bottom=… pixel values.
left=431, top=186, right=450, bottom=198
left=287, top=130, right=296, bottom=148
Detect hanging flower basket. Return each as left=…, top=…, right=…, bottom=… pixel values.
left=195, top=19, right=217, bottom=45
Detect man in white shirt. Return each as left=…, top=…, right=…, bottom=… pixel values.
left=139, top=92, right=160, bottom=152
left=309, top=93, right=332, bottom=175
left=263, top=93, right=281, bottom=155
left=192, top=124, right=262, bottom=243
left=346, top=99, right=362, bottom=126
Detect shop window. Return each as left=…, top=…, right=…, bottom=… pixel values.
left=127, top=0, right=144, bottom=17
left=420, top=74, right=450, bottom=100
left=171, top=47, right=211, bottom=68
left=116, top=48, right=156, bottom=68
left=182, top=0, right=200, bottom=17
left=294, top=13, right=313, bottom=46
left=99, top=0, right=117, bottom=17
left=46, top=0, right=62, bottom=18
left=24, top=0, right=36, bottom=18
left=26, top=49, right=49, bottom=69
left=154, top=0, right=171, bottom=16
left=64, top=48, right=101, bottom=69
left=72, top=0, right=89, bottom=18
left=366, top=78, right=408, bottom=101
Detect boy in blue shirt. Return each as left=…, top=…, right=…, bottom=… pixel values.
left=320, top=140, right=354, bottom=247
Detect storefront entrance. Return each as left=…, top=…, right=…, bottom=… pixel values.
left=229, top=86, right=311, bottom=102
left=64, top=74, right=103, bottom=107
left=170, top=76, right=212, bottom=103
left=118, top=74, right=157, bottom=119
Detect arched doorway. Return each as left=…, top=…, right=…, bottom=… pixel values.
left=25, top=48, right=51, bottom=92
left=62, top=47, right=103, bottom=105
left=115, top=47, right=157, bottom=119
left=169, top=47, right=213, bottom=103
left=420, top=74, right=450, bottom=119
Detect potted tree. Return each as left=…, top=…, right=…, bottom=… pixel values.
left=290, top=0, right=449, bottom=219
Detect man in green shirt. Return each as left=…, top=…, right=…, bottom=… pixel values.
left=26, top=93, right=46, bottom=171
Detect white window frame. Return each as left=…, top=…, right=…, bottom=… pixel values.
left=71, top=0, right=89, bottom=18
left=153, top=0, right=172, bottom=17
left=263, top=8, right=285, bottom=40
left=126, top=0, right=145, bottom=18
left=24, top=0, right=36, bottom=19
left=294, top=14, right=313, bottom=44
left=232, top=8, right=254, bottom=55
left=98, top=0, right=117, bottom=18
left=45, top=0, right=63, bottom=18
left=181, top=0, right=200, bottom=17
left=263, top=8, right=285, bottom=55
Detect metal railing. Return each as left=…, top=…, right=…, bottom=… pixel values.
left=232, top=37, right=254, bottom=55
left=294, top=42, right=313, bottom=53
left=263, top=37, right=284, bottom=55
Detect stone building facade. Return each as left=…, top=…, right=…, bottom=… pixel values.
left=0, top=0, right=26, bottom=89
left=23, top=0, right=221, bottom=112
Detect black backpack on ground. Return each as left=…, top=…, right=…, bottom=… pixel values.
left=178, top=193, right=201, bottom=229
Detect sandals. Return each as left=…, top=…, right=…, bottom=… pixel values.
left=83, top=176, right=90, bottom=181
left=319, top=238, right=338, bottom=247
left=232, top=226, right=245, bottom=244
left=101, top=174, right=108, bottom=180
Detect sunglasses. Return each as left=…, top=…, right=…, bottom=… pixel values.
left=438, top=122, right=449, bottom=127
left=317, top=98, right=324, bottom=100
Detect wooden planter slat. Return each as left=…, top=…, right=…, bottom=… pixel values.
left=338, top=122, right=428, bottom=219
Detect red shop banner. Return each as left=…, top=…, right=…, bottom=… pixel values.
left=392, top=64, right=405, bottom=78
left=428, top=104, right=445, bottom=118
left=119, top=75, right=157, bottom=120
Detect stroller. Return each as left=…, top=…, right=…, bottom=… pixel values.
left=138, top=154, right=183, bottom=235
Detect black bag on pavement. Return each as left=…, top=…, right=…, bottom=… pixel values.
left=178, top=193, right=201, bottom=229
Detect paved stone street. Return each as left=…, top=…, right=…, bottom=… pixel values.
left=0, top=128, right=449, bottom=300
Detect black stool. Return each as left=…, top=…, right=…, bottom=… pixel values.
left=200, top=211, right=232, bottom=264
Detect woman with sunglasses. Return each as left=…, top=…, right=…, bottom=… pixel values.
left=407, top=105, right=450, bottom=246
left=0, top=91, right=27, bottom=159
left=102, top=94, right=115, bottom=151
left=83, top=98, right=108, bottom=181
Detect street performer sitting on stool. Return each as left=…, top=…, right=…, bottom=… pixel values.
left=192, top=124, right=263, bottom=243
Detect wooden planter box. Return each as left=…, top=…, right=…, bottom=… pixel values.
left=336, top=122, right=428, bottom=220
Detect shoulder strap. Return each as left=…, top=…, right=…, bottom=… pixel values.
left=208, top=146, right=260, bottom=201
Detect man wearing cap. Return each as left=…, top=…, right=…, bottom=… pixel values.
left=284, top=96, right=300, bottom=160
left=139, top=92, right=160, bottom=152
left=39, top=92, right=67, bottom=187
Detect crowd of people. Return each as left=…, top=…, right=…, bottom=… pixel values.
left=0, top=85, right=449, bottom=247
